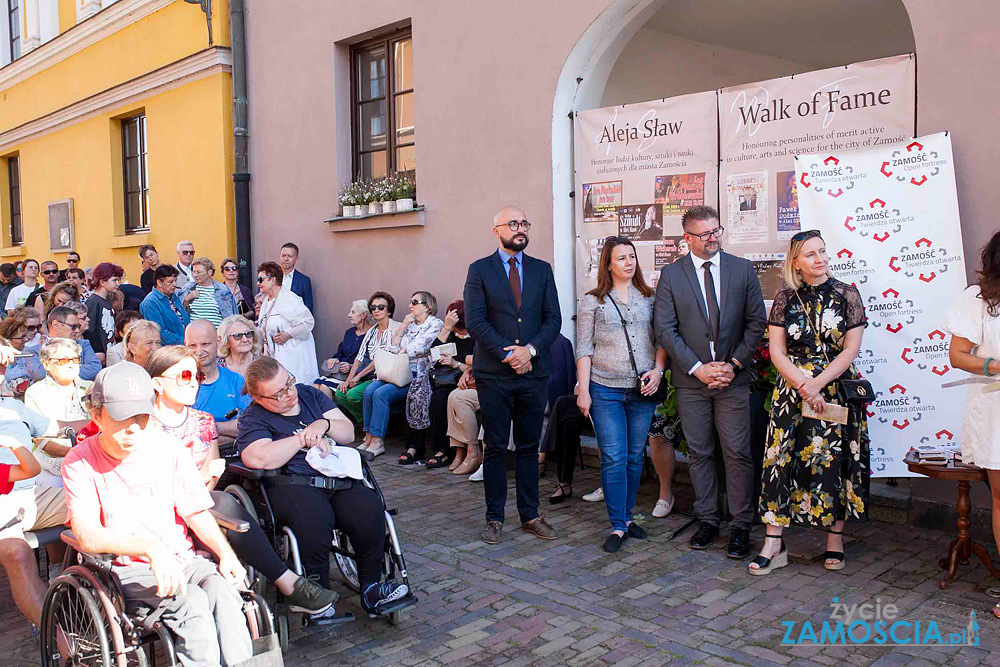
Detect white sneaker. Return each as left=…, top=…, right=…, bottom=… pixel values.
left=582, top=487, right=604, bottom=502
left=469, top=463, right=484, bottom=482
left=652, top=496, right=675, bottom=518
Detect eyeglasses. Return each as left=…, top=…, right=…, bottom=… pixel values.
left=41, top=269, right=59, bottom=276
left=49, top=357, right=79, bottom=367
left=410, top=299, right=427, bottom=306
left=495, top=220, right=531, bottom=232
left=686, top=226, right=726, bottom=241
left=260, top=375, right=296, bottom=401
left=161, top=369, right=203, bottom=386
left=230, top=331, right=254, bottom=341
left=791, top=229, right=822, bottom=243
left=369, top=304, right=388, bottom=312
left=180, top=250, right=195, bottom=256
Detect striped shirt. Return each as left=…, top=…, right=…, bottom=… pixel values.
left=357, top=320, right=400, bottom=368
left=189, top=282, right=222, bottom=326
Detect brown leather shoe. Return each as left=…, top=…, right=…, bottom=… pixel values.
left=521, top=516, right=557, bottom=540
left=482, top=520, right=503, bottom=544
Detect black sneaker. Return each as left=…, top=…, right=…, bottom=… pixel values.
left=689, top=522, right=719, bottom=549
left=626, top=523, right=648, bottom=540
left=286, top=575, right=338, bottom=614
left=362, top=581, right=409, bottom=616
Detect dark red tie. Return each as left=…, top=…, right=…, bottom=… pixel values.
left=508, top=256, right=522, bottom=309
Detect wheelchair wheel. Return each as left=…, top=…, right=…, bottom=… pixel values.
left=40, top=574, right=112, bottom=667
left=277, top=611, right=290, bottom=652
left=225, top=484, right=265, bottom=596
left=332, top=530, right=360, bottom=593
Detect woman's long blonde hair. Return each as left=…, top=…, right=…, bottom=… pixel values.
left=782, top=230, right=830, bottom=290
left=218, top=315, right=262, bottom=358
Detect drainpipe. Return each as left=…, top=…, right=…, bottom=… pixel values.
left=229, top=0, right=253, bottom=287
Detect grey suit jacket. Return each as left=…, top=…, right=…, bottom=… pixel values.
left=653, top=251, right=766, bottom=389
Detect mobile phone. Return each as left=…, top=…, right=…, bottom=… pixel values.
left=225, top=408, right=239, bottom=420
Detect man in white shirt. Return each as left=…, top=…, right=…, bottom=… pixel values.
left=174, top=240, right=196, bottom=289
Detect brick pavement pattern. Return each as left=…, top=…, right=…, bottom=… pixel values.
left=2, top=451, right=999, bottom=666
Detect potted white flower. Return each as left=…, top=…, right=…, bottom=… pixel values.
left=339, top=182, right=357, bottom=217
left=358, top=180, right=375, bottom=216
left=381, top=177, right=397, bottom=213
left=395, top=173, right=415, bottom=211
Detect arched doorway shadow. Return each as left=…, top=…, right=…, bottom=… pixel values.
left=552, top=0, right=915, bottom=339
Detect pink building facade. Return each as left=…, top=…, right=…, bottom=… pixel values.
left=244, top=0, right=996, bottom=354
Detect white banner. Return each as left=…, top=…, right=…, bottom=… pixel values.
left=796, top=132, right=967, bottom=477
left=720, top=55, right=915, bottom=300
left=574, top=91, right=719, bottom=299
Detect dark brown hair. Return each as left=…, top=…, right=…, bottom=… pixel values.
left=368, top=291, right=395, bottom=318
left=257, top=261, right=283, bottom=286
left=586, top=236, right=653, bottom=303
left=977, top=232, right=1000, bottom=316
left=681, top=205, right=720, bottom=232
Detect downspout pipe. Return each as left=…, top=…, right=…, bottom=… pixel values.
left=230, top=0, right=253, bottom=287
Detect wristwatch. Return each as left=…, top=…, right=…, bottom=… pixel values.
left=527, top=344, right=538, bottom=358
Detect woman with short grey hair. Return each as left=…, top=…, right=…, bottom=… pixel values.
left=318, top=300, right=375, bottom=394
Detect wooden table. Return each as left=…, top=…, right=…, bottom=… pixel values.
left=906, top=456, right=1000, bottom=588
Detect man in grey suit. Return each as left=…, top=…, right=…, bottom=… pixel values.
left=654, top=206, right=766, bottom=558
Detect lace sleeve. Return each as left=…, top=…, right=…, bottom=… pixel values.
left=841, top=283, right=868, bottom=330
left=768, top=288, right=792, bottom=327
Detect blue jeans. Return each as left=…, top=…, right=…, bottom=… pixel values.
left=589, top=382, right=657, bottom=533
left=363, top=379, right=408, bottom=437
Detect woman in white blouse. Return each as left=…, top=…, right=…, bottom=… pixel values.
left=943, top=232, right=1000, bottom=618
left=255, top=261, right=319, bottom=384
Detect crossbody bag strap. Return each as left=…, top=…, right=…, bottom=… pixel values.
left=607, top=295, right=641, bottom=380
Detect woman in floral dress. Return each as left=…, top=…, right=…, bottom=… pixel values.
left=749, top=230, right=869, bottom=575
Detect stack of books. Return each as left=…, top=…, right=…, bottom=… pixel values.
left=909, top=444, right=962, bottom=466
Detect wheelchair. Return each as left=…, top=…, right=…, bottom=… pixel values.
left=224, top=447, right=417, bottom=650
left=39, top=511, right=280, bottom=667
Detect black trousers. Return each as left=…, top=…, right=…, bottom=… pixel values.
left=209, top=490, right=288, bottom=582
left=265, top=482, right=385, bottom=591
left=476, top=375, right=547, bottom=524
left=540, top=394, right=586, bottom=484
left=428, top=386, right=454, bottom=456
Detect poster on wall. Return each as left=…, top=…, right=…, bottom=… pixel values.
left=796, top=132, right=967, bottom=478
left=719, top=54, right=915, bottom=299
left=574, top=91, right=719, bottom=298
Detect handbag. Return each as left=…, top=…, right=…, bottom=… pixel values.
left=429, top=365, right=463, bottom=390
left=374, top=349, right=412, bottom=387
left=607, top=295, right=670, bottom=403
left=793, top=291, right=874, bottom=405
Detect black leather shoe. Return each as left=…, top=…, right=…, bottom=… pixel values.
left=689, top=522, right=719, bottom=549
left=602, top=532, right=627, bottom=553
left=727, top=528, right=751, bottom=559
left=626, top=523, right=647, bottom=540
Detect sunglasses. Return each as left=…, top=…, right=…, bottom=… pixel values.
left=67, top=258, right=79, bottom=264
left=257, top=276, right=267, bottom=283
left=223, top=265, right=238, bottom=271
left=791, top=229, right=823, bottom=242
left=161, top=369, right=204, bottom=386
left=410, top=299, right=427, bottom=306
left=25, top=324, right=40, bottom=333
left=369, top=304, right=388, bottom=312
left=687, top=226, right=726, bottom=241
left=230, top=331, right=254, bottom=341
left=41, top=269, right=59, bottom=275
left=495, top=220, right=531, bottom=232
left=180, top=250, right=195, bottom=256
left=49, top=357, right=79, bottom=366
left=57, top=321, right=82, bottom=332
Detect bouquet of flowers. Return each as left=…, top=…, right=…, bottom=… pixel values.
left=750, top=333, right=778, bottom=412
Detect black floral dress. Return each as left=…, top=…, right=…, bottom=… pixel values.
left=759, top=277, right=870, bottom=528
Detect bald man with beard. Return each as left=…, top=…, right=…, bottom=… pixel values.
left=463, top=206, right=562, bottom=544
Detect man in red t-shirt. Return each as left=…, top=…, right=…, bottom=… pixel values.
left=62, top=362, right=252, bottom=667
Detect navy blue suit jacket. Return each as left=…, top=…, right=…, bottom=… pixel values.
left=289, top=271, right=313, bottom=312
left=464, top=252, right=562, bottom=380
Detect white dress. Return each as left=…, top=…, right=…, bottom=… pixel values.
left=942, top=285, right=1000, bottom=469
left=257, top=290, right=320, bottom=383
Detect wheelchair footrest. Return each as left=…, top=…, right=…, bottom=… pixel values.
left=304, top=611, right=355, bottom=627
left=373, top=593, right=418, bottom=616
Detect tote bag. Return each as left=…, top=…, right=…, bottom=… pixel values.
left=374, top=349, right=412, bottom=387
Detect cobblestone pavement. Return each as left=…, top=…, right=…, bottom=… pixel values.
left=3, top=449, right=1000, bottom=666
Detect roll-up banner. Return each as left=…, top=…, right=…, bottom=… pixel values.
left=573, top=91, right=719, bottom=299
left=719, top=54, right=915, bottom=300
left=796, top=132, right=967, bottom=477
